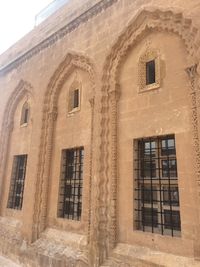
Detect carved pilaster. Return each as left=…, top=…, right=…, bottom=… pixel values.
left=88, top=96, right=100, bottom=267
left=108, top=84, right=120, bottom=249
left=33, top=107, right=57, bottom=239
left=88, top=97, right=94, bottom=242
left=48, top=107, right=58, bottom=121
left=185, top=64, right=200, bottom=259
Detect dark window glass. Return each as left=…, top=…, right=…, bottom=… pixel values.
left=146, top=60, right=155, bottom=85
left=7, top=155, right=27, bottom=210
left=73, top=89, right=79, bottom=108
left=20, top=102, right=29, bottom=125
left=162, top=159, right=177, bottom=177
left=161, top=138, right=175, bottom=156
left=142, top=185, right=157, bottom=204
left=58, top=147, right=84, bottom=220
left=164, top=210, right=181, bottom=230
left=142, top=207, right=158, bottom=227
left=141, top=160, right=156, bottom=178
left=135, top=135, right=181, bottom=236
left=24, top=108, right=29, bottom=123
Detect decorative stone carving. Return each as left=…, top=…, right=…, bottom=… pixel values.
left=0, top=80, right=33, bottom=212
left=32, top=53, right=96, bottom=259
left=138, top=48, right=161, bottom=92
left=0, top=0, right=118, bottom=75
left=100, top=8, right=200, bottom=265
left=68, top=74, right=82, bottom=114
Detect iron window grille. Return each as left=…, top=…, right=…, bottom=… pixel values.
left=58, top=147, right=84, bottom=220
left=135, top=135, right=181, bottom=236
left=7, top=155, right=27, bottom=210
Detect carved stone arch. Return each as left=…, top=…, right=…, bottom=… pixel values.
left=32, top=52, right=96, bottom=244
left=0, top=79, right=33, bottom=207
left=103, top=9, right=199, bottom=90
left=100, top=8, right=200, bottom=261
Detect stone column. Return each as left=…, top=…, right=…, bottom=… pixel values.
left=108, top=84, right=120, bottom=250
left=32, top=106, right=57, bottom=240
left=88, top=96, right=101, bottom=267
left=186, top=64, right=200, bottom=259
left=89, top=83, right=120, bottom=266
left=0, top=121, right=14, bottom=213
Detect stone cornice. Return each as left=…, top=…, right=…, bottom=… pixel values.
left=0, top=0, right=117, bottom=75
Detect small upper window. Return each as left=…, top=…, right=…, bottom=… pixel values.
left=68, top=87, right=81, bottom=113
left=20, top=102, right=30, bottom=125
left=146, top=60, right=155, bottom=85
left=68, top=76, right=82, bottom=114
left=138, top=48, right=161, bottom=92
left=73, top=89, right=79, bottom=109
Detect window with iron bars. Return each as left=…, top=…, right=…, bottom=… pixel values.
left=58, top=147, right=84, bottom=220
left=135, top=135, right=181, bottom=236
left=7, top=155, right=27, bottom=210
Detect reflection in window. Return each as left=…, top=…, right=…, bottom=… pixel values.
left=135, top=135, right=181, bottom=236
left=7, top=155, right=27, bottom=210
left=58, top=147, right=84, bottom=220
left=162, top=159, right=177, bottom=177
left=163, top=186, right=179, bottom=206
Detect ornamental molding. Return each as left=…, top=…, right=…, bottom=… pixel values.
left=138, top=47, right=161, bottom=92
left=0, top=80, right=33, bottom=211
left=100, top=8, right=200, bottom=263
left=0, top=0, right=118, bottom=75
left=33, top=52, right=96, bottom=256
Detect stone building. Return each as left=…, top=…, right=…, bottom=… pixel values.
left=0, top=0, right=200, bottom=266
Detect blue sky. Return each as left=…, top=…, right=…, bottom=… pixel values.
left=0, top=0, right=52, bottom=55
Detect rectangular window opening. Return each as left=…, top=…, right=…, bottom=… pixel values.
left=73, top=89, right=79, bottom=109
left=134, top=135, right=181, bottom=237
left=7, top=154, right=27, bottom=210
left=24, top=108, right=29, bottom=124
left=58, top=147, right=84, bottom=221
left=146, top=60, right=155, bottom=85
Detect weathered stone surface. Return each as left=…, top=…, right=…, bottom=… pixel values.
left=0, top=0, right=200, bottom=266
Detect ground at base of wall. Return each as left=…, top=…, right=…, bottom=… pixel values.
left=0, top=255, right=21, bottom=267
left=101, top=243, right=200, bottom=267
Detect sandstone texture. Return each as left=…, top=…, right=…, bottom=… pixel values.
left=0, top=0, right=200, bottom=266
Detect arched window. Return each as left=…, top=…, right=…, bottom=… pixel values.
left=20, top=102, right=30, bottom=125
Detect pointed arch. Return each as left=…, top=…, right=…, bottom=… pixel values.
left=33, top=52, right=96, bottom=241
left=99, top=8, right=200, bottom=258
left=0, top=80, right=33, bottom=205
left=103, top=9, right=199, bottom=92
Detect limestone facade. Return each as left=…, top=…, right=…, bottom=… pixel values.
left=1, top=0, right=200, bottom=266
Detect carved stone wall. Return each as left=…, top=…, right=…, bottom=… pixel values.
left=0, top=80, right=33, bottom=213
left=0, top=1, right=200, bottom=266
left=100, top=8, right=200, bottom=263
left=33, top=52, right=96, bottom=244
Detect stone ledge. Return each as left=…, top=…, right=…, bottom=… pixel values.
left=101, top=243, right=200, bottom=267
left=19, top=228, right=88, bottom=266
